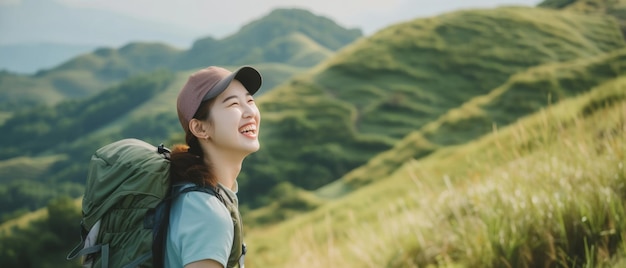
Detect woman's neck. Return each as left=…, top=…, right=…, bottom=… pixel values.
left=205, top=154, right=243, bottom=191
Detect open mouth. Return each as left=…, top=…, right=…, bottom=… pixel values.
left=239, top=124, right=257, bottom=136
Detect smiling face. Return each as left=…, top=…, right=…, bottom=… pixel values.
left=204, top=79, right=261, bottom=156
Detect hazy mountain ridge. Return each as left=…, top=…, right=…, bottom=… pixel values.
left=0, top=8, right=362, bottom=113
left=0, top=43, right=98, bottom=74
left=175, top=8, right=361, bottom=69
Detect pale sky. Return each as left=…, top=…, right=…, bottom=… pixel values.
left=0, top=0, right=543, bottom=47
left=57, top=0, right=543, bottom=36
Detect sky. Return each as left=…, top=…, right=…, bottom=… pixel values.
left=0, top=0, right=544, bottom=48
left=55, top=0, right=543, bottom=35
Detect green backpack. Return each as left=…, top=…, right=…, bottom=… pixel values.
left=66, top=139, right=245, bottom=268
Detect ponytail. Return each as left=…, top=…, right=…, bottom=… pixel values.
left=169, top=99, right=217, bottom=187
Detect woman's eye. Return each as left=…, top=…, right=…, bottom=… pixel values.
left=229, top=102, right=239, bottom=106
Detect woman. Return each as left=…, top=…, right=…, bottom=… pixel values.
left=165, top=65, right=262, bottom=268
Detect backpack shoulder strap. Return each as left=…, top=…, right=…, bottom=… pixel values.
left=151, top=184, right=220, bottom=268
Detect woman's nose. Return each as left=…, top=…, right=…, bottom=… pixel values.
left=242, top=103, right=257, bottom=118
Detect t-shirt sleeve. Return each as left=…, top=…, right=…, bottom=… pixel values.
left=174, top=191, right=234, bottom=267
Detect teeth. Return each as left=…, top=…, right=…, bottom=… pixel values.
left=240, top=124, right=256, bottom=133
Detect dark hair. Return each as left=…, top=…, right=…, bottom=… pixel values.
left=169, top=99, right=217, bottom=187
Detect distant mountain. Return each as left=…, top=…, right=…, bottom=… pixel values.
left=176, top=8, right=362, bottom=69
left=0, top=8, right=362, bottom=113
left=0, top=42, right=184, bottom=114
left=0, top=43, right=97, bottom=74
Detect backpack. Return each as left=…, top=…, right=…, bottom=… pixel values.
left=66, top=138, right=245, bottom=268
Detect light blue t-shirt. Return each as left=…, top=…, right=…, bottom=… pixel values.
left=165, top=184, right=236, bottom=268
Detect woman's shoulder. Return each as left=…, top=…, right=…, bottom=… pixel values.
left=177, top=189, right=230, bottom=218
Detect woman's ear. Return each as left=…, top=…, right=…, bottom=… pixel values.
left=189, top=118, right=210, bottom=140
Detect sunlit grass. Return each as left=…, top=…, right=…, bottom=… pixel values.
left=245, top=78, right=626, bottom=267
left=0, top=198, right=81, bottom=235
left=0, top=155, right=65, bottom=183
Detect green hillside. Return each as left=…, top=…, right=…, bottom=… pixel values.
left=53, top=42, right=181, bottom=78
left=0, top=43, right=182, bottom=111
left=540, top=0, right=626, bottom=36
left=0, top=70, right=175, bottom=159
left=0, top=71, right=176, bottom=221
left=264, top=32, right=334, bottom=67
left=540, top=0, right=626, bottom=15
left=0, top=8, right=361, bottom=114
left=325, top=47, right=626, bottom=192
left=245, top=70, right=626, bottom=268
left=238, top=6, right=624, bottom=207
left=176, top=8, right=361, bottom=69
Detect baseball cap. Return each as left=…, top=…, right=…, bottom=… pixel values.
left=177, top=66, right=262, bottom=132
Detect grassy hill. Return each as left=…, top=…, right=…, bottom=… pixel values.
left=322, top=47, right=626, bottom=193
left=540, top=0, right=626, bottom=36
left=0, top=8, right=361, bottom=115
left=540, top=0, right=626, bottom=15
left=238, top=6, right=624, bottom=206
left=176, top=8, right=361, bottom=69
left=245, top=69, right=626, bottom=268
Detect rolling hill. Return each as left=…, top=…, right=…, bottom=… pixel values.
left=245, top=66, right=626, bottom=267
left=539, top=0, right=626, bottom=36
left=175, top=8, right=361, bottom=70
left=321, top=47, right=626, bottom=194
left=0, top=8, right=362, bottom=116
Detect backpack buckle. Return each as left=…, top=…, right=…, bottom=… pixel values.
left=157, top=144, right=171, bottom=159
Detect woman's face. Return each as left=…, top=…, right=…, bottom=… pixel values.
left=206, top=79, right=261, bottom=155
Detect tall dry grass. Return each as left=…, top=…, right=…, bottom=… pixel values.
left=246, top=81, right=625, bottom=268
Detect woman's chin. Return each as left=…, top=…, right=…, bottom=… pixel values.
left=243, top=141, right=261, bottom=154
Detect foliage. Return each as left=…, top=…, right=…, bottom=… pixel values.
left=0, top=71, right=175, bottom=222
left=0, top=196, right=81, bottom=268
left=0, top=181, right=83, bottom=223
left=539, top=0, right=625, bottom=13
left=0, top=69, right=174, bottom=160
left=539, top=0, right=626, bottom=37
left=244, top=182, right=325, bottom=227
left=538, top=0, right=578, bottom=8
left=120, top=112, right=180, bottom=141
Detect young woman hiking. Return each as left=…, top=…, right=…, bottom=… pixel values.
left=166, top=65, right=262, bottom=268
